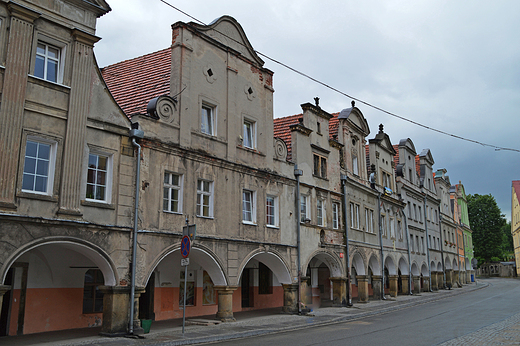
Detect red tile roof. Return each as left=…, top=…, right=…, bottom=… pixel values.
left=101, top=48, right=171, bottom=117
left=513, top=181, right=520, bottom=202
left=273, top=112, right=341, bottom=161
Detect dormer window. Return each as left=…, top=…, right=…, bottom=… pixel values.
left=313, top=154, right=327, bottom=178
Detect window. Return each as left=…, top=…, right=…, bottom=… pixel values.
left=390, top=217, right=395, bottom=238
left=421, top=237, right=425, bottom=253
left=201, top=104, right=214, bottom=135
left=86, top=152, right=111, bottom=202
left=266, top=195, right=278, bottom=227
left=429, top=235, right=432, bottom=249
left=382, top=171, right=392, bottom=189
left=35, top=42, right=60, bottom=83
left=352, top=155, right=359, bottom=175
left=410, top=235, right=414, bottom=252
left=83, top=269, right=104, bottom=313
left=332, top=203, right=339, bottom=229
left=313, top=154, right=327, bottom=178
left=242, top=189, right=255, bottom=223
left=407, top=202, right=412, bottom=219
left=409, top=168, right=413, bottom=182
left=317, top=199, right=325, bottom=226
left=316, top=121, right=321, bottom=134
left=22, top=138, right=56, bottom=194
left=416, top=236, right=420, bottom=253
left=418, top=206, right=422, bottom=222
left=398, top=220, right=403, bottom=240
left=350, top=203, right=360, bottom=229
left=197, top=179, right=213, bottom=217
left=300, top=195, right=309, bottom=222
left=365, top=208, right=374, bottom=233
left=243, top=119, right=255, bottom=148
left=413, top=204, right=418, bottom=221
left=381, top=215, right=387, bottom=237
left=163, top=172, right=182, bottom=213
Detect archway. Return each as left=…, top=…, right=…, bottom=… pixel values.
left=305, top=250, right=343, bottom=307
left=142, top=245, right=227, bottom=321
left=0, top=240, right=117, bottom=335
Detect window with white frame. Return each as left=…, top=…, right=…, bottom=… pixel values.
left=382, top=215, right=387, bottom=237
left=410, top=234, right=414, bottom=252
left=163, top=172, right=182, bottom=213
left=418, top=206, right=422, bottom=222
left=86, top=152, right=111, bottom=202
left=365, top=208, right=374, bottom=233
left=201, top=104, right=215, bottom=135
left=22, top=138, right=56, bottom=194
left=196, top=179, right=213, bottom=217
left=317, top=199, right=325, bottom=226
left=352, top=155, right=359, bottom=175
left=266, top=195, right=278, bottom=227
left=243, top=119, right=255, bottom=149
left=350, top=203, right=360, bottom=229
left=35, top=42, right=61, bottom=83
left=300, top=195, right=309, bottom=222
left=242, top=189, right=255, bottom=223
left=332, top=203, right=339, bottom=229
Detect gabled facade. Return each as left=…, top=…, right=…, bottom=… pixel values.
left=451, top=180, right=474, bottom=282
left=512, top=181, right=520, bottom=275
left=0, top=0, right=135, bottom=336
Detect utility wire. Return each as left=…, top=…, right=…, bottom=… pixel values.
left=158, top=0, right=519, bottom=153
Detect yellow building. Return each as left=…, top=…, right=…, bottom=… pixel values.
left=512, top=181, right=520, bottom=275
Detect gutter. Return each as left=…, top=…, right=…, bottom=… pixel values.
left=341, top=174, right=352, bottom=306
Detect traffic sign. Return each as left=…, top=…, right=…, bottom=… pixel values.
left=180, top=235, right=191, bottom=258
left=183, top=224, right=197, bottom=241
left=181, top=258, right=189, bottom=266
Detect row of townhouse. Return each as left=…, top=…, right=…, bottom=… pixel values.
left=512, top=181, right=520, bottom=275
left=0, top=0, right=474, bottom=338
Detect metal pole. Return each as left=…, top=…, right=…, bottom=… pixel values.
left=182, top=217, right=188, bottom=335
left=341, top=174, right=352, bottom=306
left=294, top=166, right=303, bottom=314
left=129, top=138, right=141, bottom=334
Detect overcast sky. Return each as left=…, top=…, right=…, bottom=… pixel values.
left=94, top=0, right=520, bottom=222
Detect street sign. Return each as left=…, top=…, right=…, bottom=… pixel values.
left=180, top=235, right=191, bottom=258
left=182, top=224, right=197, bottom=241
left=181, top=258, right=189, bottom=266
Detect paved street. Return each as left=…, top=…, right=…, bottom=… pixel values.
left=2, top=278, right=519, bottom=346
left=210, top=278, right=520, bottom=346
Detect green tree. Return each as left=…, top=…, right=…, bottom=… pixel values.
left=467, top=194, right=507, bottom=263
left=502, top=221, right=514, bottom=260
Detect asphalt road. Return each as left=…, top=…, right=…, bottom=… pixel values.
left=208, top=278, right=520, bottom=346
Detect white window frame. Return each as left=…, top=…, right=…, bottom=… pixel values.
left=242, top=189, right=256, bottom=224
left=300, top=195, right=309, bottom=223
left=196, top=179, right=213, bottom=218
left=243, top=118, right=256, bottom=149
left=33, top=38, right=65, bottom=84
left=22, top=136, right=57, bottom=195
left=266, top=195, right=279, bottom=227
left=381, top=214, right=387, bottom=237
left=390, top=217, right=395, bottom=239
left=332, top=203, right=339, bottom=229
left=352, top=155, right=359, bottom=175
left=201, top=103, right=215, bottom=136
left=317, top=199, right=325, bottom=227
left=86, top=150, right=112, bottom=203
left=163, top=172, right=183, bottom=213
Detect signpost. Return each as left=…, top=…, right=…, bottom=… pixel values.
left=181, top=217, right=196, bottom=336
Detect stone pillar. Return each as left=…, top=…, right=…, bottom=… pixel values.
left=431, top=272, right=438, bottom=291
left=0, top=285, right=11, bottom=309
left=98, top=285, right=131, bottom=336
left=466, top=271, right=471, bottom=283
left=454, top=271, right=460, bottom=287
left=388, top=275, right=398, bottom=298
left=438, top=272, right=444, bottom=289
left=371, top=275, right=382, bottom=300
left=0, top=3, right=40, bottom=208
left=131, top=287, right=146, bottom=334
left=356, top=275, right=369, bottom=303
left=446, top=270, right=453, bottom=288
left=282, top=284, right=298, bottom=314
left=215, top=286, right=237, bottom=322
left=422, top=277, right=430, bottom=292
left=400, top=275, right=410, bottom=295
left=412, top=276, right=421, bottom=294
left=300, top=276, right=311, bottom=306
left=330, top=277, right=347, bottom=306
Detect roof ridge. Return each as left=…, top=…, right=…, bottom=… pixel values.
left=101, top=47, right=171, bottom=70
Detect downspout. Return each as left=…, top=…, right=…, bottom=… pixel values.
left=129, top=127, right=144, bottom=334
left=438, top=208, right=447, bottom=288
left=401, top=208, right=413, bottom=295
left=341, top=174, right=352, bottom=306
left=423, top=192, right=432, bottom=292
left=377, top=192, right=386, bottom=299
left=294, top=166, right=303, bottom=315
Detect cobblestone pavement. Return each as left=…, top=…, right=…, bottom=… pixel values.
left=438, top=311, right=520, bottom=346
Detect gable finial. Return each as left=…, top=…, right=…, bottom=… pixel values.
left=351, top=100, right=355, bottom=107
left=379, top=124, right=384, bottom=133
left=314, top=97, right=320, bottom=107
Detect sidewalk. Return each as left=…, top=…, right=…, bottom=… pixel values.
left=1, top=282, right=486, bottom=346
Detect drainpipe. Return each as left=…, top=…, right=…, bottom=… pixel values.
left=423, top=192, right=432, bottom=292
left=401, top=208, right=413, bottom=295
left=377, top=191, right=386, bottom=299
left=438, top=208, right=447, bottom=288
left=294, top=165, right=303, bottom=315
left=341, top=174, right=352, bottom=306
left=129, top=126, right=144, bottom=334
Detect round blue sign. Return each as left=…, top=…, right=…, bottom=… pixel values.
left=181, top=235, right=191, bottom=258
